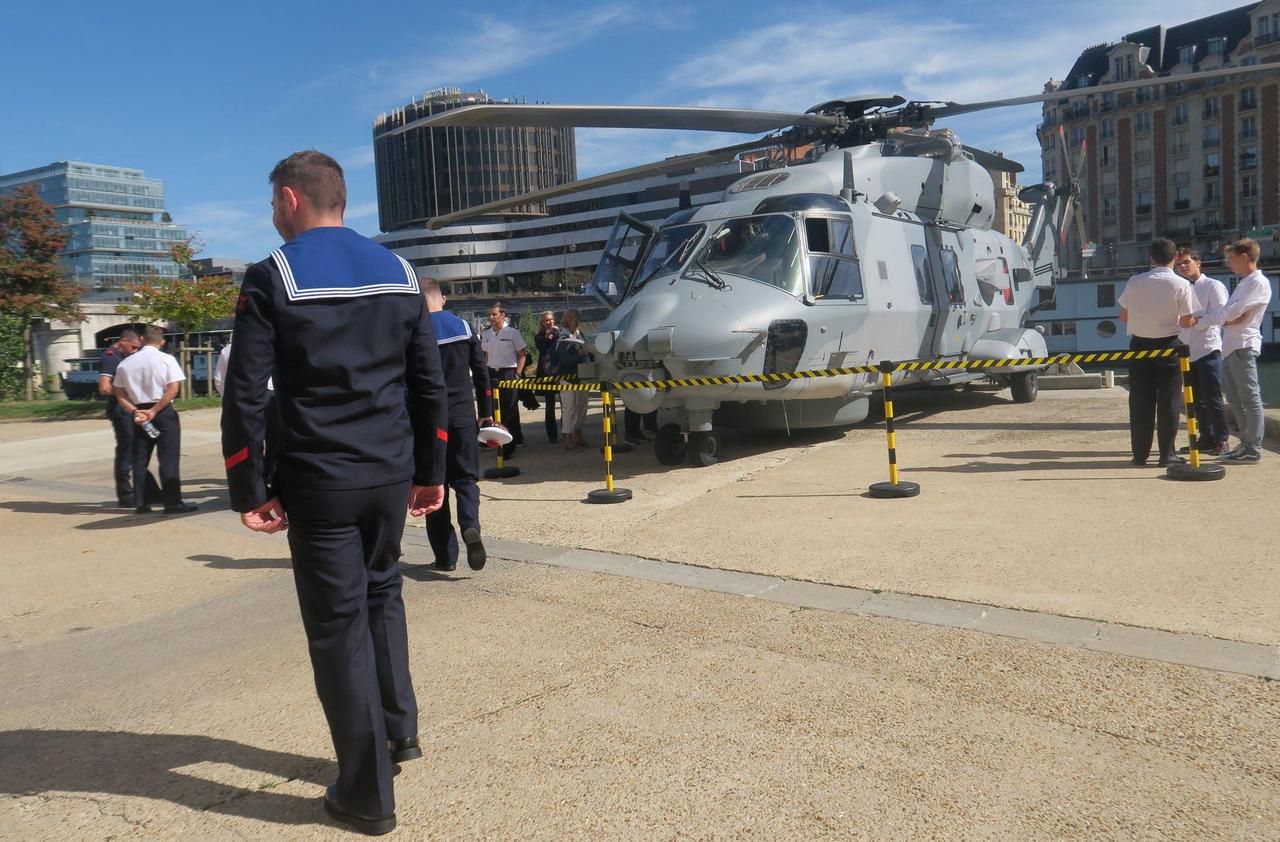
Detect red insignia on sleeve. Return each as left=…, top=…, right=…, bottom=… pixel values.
left=225, top=447, right=250, bottom=469
left=236, top=294, right=248, bottom=315
left=436, top=428, right=449, bottom=442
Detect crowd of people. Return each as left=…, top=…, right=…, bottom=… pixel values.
left=1119, top=236, right=1271, bottom=466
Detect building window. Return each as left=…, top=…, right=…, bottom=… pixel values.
left=1175, top=185, right=1191, bottom=208
left=1242, top=205, right=1260, bottom=228
left=1207, top=36, right=1227, bottom=56
left=1049, top=321, right=1077, bottom=336
left=1101, top=144, right=1114, bottom=167
left=1173, top=104, right=1189, bottom=126
left=1137, top=86, right=1152, bottom=104
left=1242, top=174, right=1259, bottom=198
left=1173, top=130, right=1190, bottom=156
left=1101, top=92, right=1115, bottom=111
left=1241, top=87, right=1258, bottom=110
left=1203, top=96, right=1220, bottom=119
left=1037, top=288, right=1056, bottom=311
left=1135, top=111, right=1152, bottom=133
left=1205, top=209, right=1221, bottom=230
left=1137, top=191, right=1153, bottom=215
left=1102, top=197, right=1117, bottom=219
left=1070, top=126, right=1086, bottom=147
left=1097, top=320, right=1118, bottom=338
left=1203, top=124, right=1221, bottom=148
left=1241, top=115, right=1258, bottom=139
left=1097, top=283, right=1116, bottom=308
left=1101, top=118, right=1115, bottom=139
left=1113, top=54, right=1134, bottom=81
left=1205, top=151, right=1221, bottom=176
left=1241, top=144, right=1258, bottom=170
left=1205, top=181, right=1220, bottom=205
left=1179, top=45, right=1197, bottom=65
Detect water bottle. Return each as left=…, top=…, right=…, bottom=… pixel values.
left=142, top=420, right=160, bottom=439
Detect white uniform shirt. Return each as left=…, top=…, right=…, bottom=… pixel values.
left=481, top=324, right=527, bottom=369
left=1176, top=274, right=1229, bottom=361
left=1117, top=266, right=1195, bottom=339
left=215, top=343, right=272, bottom=396
left=1197, top=269, right=1273, bottom=356
left=113, top=345, right=185, bottom=404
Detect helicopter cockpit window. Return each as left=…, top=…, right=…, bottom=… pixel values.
left=630, top=223, right=705, bottom=294
left=940, top=248, right=964, bottom=305
left=911, top=245, right=934, bottom=304
left=695, top=215, right=802, bottom=294
left=803, top=216, right=863, bottom=300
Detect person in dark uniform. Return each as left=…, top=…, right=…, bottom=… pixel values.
left=97, top=329, right=160, bottom=507
left=533, top=310, right=559, bottom=443
left=422, top=280, right=492, bottom=572
left=221, top=151, right=448, bottom=836
left=1117, top=238, right=1196, bottom=467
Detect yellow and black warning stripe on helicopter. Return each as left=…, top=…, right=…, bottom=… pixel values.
left=893, top=349, right=1177, bottom=371
left=496, top=379, right=602, bottom=392
left=611, top=366, right=881, bottom=390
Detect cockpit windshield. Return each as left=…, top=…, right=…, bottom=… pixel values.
left=630, top=223, right=705, bottom=294
left=693, top=215, right=803, bottom=294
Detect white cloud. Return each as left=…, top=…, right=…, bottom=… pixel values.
left=346, top=200, right=379, bottom=220
left=342, top=145, right=376, bottom=170
left=173, top=200, right=278, bottom=262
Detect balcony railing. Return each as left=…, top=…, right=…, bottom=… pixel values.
left=1241, top=155, right=1258, bottom=170
left=1204, top=196, right=1221, bottom=207
left=1101, top=157, right=1115, bottom=169
left=1136, top=177, right=1153, bottom=189
left=1204, top=165, right=1221, bottom=177
left=1173, top=143, right=1191, bottom=155
left=1173, top=171, right=1191, bottom=184
left=1101, top=182, right=1118, bottom=195
left=1102, top=208, right=1117, bottom=219
left=1255, top=32, right=1279, bottom=47
left=1135, top=149, right=1152, bottom=163
left=1173, top=199, right=1191, bottom=210
left=1240, top=98, right=1257, bottom=111
left=1203, top=137, right=1221, bottom=148
left=1240, top=128, right=1258, bottom=140
left=1136, top=204, right=1153, bottom=216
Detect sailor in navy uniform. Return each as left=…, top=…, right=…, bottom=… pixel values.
left=221, top=151, right=447, bottom=836
left=421, top=280, right=491, bottom=572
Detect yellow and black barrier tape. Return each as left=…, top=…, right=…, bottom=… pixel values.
left=495, top=349, right=1174, bottom=395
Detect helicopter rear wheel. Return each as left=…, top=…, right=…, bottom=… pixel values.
left=687, top=431, right=720, bottom=467
left=1010, top=371, right=1039, bottom=403
left=654, top=424, right=687, bottom=465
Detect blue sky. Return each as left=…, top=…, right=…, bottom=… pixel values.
left=0, top=0, right=1233, bottom=261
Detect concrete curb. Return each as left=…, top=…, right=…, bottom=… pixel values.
left=401, top=533, right=1280, bottom=681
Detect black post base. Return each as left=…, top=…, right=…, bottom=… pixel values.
left=586, top=487, right=632, bottom=504
left=483, top=466, right=521, bottom=479
left=868, top=480, right=921, bottom=499
left=1166, top=462, right=1226, bottom=481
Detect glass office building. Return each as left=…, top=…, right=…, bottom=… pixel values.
left=0, top=161, right=189, bottom=290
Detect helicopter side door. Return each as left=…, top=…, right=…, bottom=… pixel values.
left=588, top=213, right=655, bottom=308
left=923, top=226, right=973, bottom=358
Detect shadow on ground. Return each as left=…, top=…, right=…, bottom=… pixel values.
left=188, top=554, right=291, bottom=571
left=0, top=729, right=333, bottom=827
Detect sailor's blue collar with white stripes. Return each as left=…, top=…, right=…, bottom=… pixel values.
left=272, top=226, right=419, bottom=302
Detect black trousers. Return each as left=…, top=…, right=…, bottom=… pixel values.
left=426, top=418, right=481, bottom=565
left=131, top=405, right=182, bottom=508
left=488, top=367, right=522, bottom=449
left=1189, top=350, right=1228, bottom=448
left=543, top=399, right=558, bottom=443
left=108, top=403, right=160, bottom=504
left=281, top=480, right=417, bottom=819
left=1127, top=336, right=1183, bottom=464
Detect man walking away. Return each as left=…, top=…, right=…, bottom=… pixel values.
left=1182, top=238, right=1272, bottom=463
left=222, top=150, right=448, bottom=836
left=1173, top=249, right=1230, bottom=455
left=111, top=326, right=197, bottom=514
left=1118, top=238, right=1195, bottom=467
left=422, top=280, right=491, bottom=572
left=97, top=329, right=159, bottom=507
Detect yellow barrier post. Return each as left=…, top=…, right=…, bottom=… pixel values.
left=587, top=384, right=632, bottom=503
left=482, top=385, right=521, bottom=480
left=868, top=361, right=920, bottom=498
left=1167, top=344, right=1225, bottom=481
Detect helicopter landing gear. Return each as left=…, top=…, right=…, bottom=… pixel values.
left=1010, top=371, right=1039, bottom=403
left=654, top=424, right=687, bottom=465
left=687, top=431, right=720, bottom=467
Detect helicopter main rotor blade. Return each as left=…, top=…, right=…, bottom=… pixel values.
left=931, top=63, right=1280, bottom=120
left=962, top=145, right=1023, bottom=173
left=1058, top=192, right=1076, bottom=248
left=1055, top=125, right=1073, bottom=181
left=379, top=104, right=841, bottom=138
left=424, top=137, right=774, bottom=230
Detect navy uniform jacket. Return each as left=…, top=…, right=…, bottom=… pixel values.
left=221, top=226, right=448, bottom=513
left=98, top=346, right=127, bottom=408
left=431, top=311, right=493, bottom=422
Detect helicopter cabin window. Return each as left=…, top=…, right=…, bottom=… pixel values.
left=940, top=248, right=963, bottom=304
left=631, top=223, right=704, bottom=294
left=698, top=215, right=803, bottom=294
left=803, top=216, right=863, bottom=300
left=911, top=244, right=934, bottom=304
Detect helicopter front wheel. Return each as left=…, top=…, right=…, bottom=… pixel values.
left=654, top=424, right=687, bottom=465
left=687, top=431, right=720, bottom=467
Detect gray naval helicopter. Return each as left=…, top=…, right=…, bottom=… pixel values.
left=400, top=66, right=1272, bottom=466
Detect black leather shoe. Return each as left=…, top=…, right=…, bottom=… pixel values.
left=323, top=786, right=396, bottom=836
left=390, top=736, right=423, bottom=763
left=434, top=558, right=457, bottom=572
left=1157, top=455, right=1187, bottom=467
left=163, top=502, right=198, bottom=514
left=463, top=527, right=486, bottom=571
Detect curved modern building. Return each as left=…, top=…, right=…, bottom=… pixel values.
left=373, top=87, right=576, bottom=231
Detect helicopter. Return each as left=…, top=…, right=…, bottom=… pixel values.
left=393, top=64, right=1275, bottom=466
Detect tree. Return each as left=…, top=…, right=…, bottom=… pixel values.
left=0, top=185, right=83, bottom=400
left=120, top=239, right=238, bottom=397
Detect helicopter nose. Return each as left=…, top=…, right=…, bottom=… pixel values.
left=616, top=289, right=744, bottom=360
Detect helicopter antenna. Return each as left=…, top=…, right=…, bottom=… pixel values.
left=840, top=152, right=856, bottom=203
